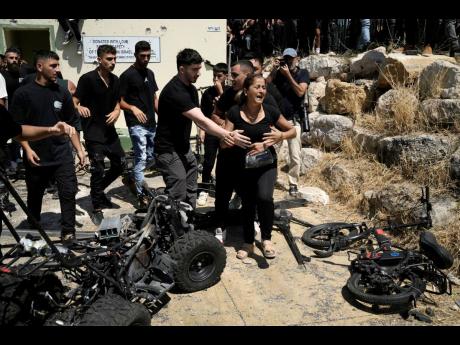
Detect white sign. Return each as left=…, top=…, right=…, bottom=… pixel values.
left=82, top=36, right=160, bottom=63
left=207, top=26, right=221, bottom=32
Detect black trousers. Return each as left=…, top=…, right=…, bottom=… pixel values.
left=155, top=149, right=198, bottom=209
left=58, top=18, right=82, bottom=41
left=239, top=164, right=277, bottom=244
left=86, top=139, right=125, bottom=210
left=25, top=160, right=77, bottom=235
left=214, top=150, right=243, bottom=228
left=201, top=134, right=220, bottom=183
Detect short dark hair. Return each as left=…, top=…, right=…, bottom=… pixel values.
left=243, top=52, right=263, bottom=67
left=176, top=48, right=203, bottom=70
left=97, top=44, right=117, bottom=57
left=134, top=41, right=151, bottom=55
left=33, top=50, right=60, bottom=66
left=213, top=62, right=228, bottom=74
left=5, top=47, right=21, bottom=56
left=231, top=60, right=254, bottom=74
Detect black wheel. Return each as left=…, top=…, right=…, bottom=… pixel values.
left=169, top=230, right=226, bottom=292
left=346, top=272, right=426, bottom=307
left=0, top=274, right=32, bottom=325
left=302, top=222, right=360, bottom=249
left=77, top=293, right=151, bottom=326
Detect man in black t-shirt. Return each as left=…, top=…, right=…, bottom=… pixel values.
left=120, top=41, right=158, bottom=209
left=154, top=49, right=251, bottom=209
left=269, top=47, right=309, bottom=197
left=198, top=62, right=230, bottom=187
left=10, top=50, right=86, bottom=246
left=74, top=45, right=125, bottom=225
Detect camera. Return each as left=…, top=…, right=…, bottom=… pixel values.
left=278, top=59, right=286, bottom=67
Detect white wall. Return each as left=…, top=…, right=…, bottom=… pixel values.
left=0, top=19, right=227, bottom=128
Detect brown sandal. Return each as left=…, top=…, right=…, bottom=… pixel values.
left=262, top=240, right=276, bottom=259
left=236, top=243, right=254, bottom=260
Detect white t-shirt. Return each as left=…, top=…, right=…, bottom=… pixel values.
left=0, top=73, right=8, bottom=108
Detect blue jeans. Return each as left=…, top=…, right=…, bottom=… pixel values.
left=358, top=19, right=371, bottom=50
left=128, top=125, right=155, bottom=195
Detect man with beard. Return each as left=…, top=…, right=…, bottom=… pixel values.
left=154, top=48, right=251, bottom=209
left=73, top=45, right=124, bottom=225
left=120, top=41, right=158, bottom=209
left=10, top=50, right=86, bottom=247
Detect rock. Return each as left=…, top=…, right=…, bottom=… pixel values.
left=419, top=60, right=460, bottom=100
left=277, top=140, right=289, bottom=164
left=320, top=79, right=367, bottom=115
left=419, top=99, right=460, bottom=125
left=305, top=114, right=354, bottom=149
left=450, top=146, right=460, bottom=180
left=301, top=111, right=324, bottom=145
left=355, top=79, right=378, bottom=111
left=299, top=55, right=350, bottom=80
left=378, top=134, right=456, bottom=167
left=322, top=164, right=354, bottom=190
left=447, top=273, right=460, bottom=286
left=306, top=79, right=327, bottom=113
left=351, top=126, right=382, bottom=155
left=297, top=186, right=329, bottom=205
left=361, top=185, right=457, bottom=226
left=377, top=53, right=457, bottom=89
left=350, top=46, right=387, bottom=78
left=300, top=148, right=323, bottom=175
left=375, top=89, right=419, bottom=118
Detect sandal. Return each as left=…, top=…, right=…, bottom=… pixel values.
left=236, top=243, right=254, bottom=260
left=262, top=240, right=276, bottom=259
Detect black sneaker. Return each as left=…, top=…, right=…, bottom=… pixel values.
left=62, top=31, right=74, bottom=45
left=289, top=185, right=298, bottom=197
left=90, top=210, right=104, bottom=226
left=60, top=232, right=84, bottom=250
left=76, top=41, right=83, bottom=55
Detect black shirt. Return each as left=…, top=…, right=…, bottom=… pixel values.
left=200, top=85, right=231, bottom=118
left=274, top=68, right=310, bottom=121
left=75, top=69, right=120, bottom=143
left=10, top=81, right=79, bottom=166
left=226, top=104, right=281, bottom=166
left=1, top=69, right=22, bottom=103
left=119, top=65, right=158, bottom=128
left=0, top=105, right=21, bottom=145
left=155, top=75, right=199, bottom=155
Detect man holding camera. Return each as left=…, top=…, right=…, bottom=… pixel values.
left=268, top=48, right=309, bottom=197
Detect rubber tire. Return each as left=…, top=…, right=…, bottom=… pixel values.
left=302, top=222, right=360, bottom=249
left=0, top=274, right=31, bottom=325
left=346, top=272, right=426, bottom=306
left=78, top=293, right=151, bottom=326
left=169, top=230, right=226, bottom=293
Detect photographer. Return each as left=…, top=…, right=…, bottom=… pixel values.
left=268, top=48, right=309, bottom=197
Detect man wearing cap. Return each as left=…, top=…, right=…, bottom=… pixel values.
left=268, top=47, right=309, bottom=197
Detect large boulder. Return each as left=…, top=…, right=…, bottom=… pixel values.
left=355, top=79, right=378, bottom=111
left=377, top=53, right=457, bottom=89
left=375, top=89, right=419, bottom=118
left=305, top=114, right=354, bottom=149
left=351, top=126, right=383, bottom=155
left=361, top=184, right=457, bottom=226
left=301, top=111, right=324, bottom=145
left=300, top=148, right=323, bottom=175
left=419, top=99, right=460, bottom=125
left=419, top=60, right=460, bottom=100
left=299, top=55, right=350, bottom=80
left=378, top=134, right=456, bottom=167
left=451, top=146, right=460, bottom=180
left=306, top=76, right=327, bottom=113
left=350, top=46, right=387, bottom=78
left=322, top=163, right=355, bottom=190
left=320, top=79, right=367, bottom=115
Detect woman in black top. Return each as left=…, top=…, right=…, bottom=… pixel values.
left=222, top=74, right=296, bottom=260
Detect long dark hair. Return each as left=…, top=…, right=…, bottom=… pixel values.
left=239, top=73, right=266, bottom=106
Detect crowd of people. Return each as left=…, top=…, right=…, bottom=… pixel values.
left=1, top=18, right=459, bottom=258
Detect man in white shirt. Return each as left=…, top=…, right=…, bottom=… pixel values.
left=0, top=73, right=7, bottom=108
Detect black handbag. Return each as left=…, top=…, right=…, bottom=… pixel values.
left=245, top=149, right=274, bottom=169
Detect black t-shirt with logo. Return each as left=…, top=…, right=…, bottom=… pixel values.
left=274, top=68, right=310, bottom=121
left=119, top=65, right=158, bottom=128
left=226, top=103, right=281, bottom=168
left=75, top=69, right=120, bottom=144
left=10, top=81, right=79, bottom=166
left=1, top=69, right=23, bottom=103
left=155, top=75, right=199, bottom=155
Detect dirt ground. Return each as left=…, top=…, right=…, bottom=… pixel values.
left=2, top=169, right=459, bottom=326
